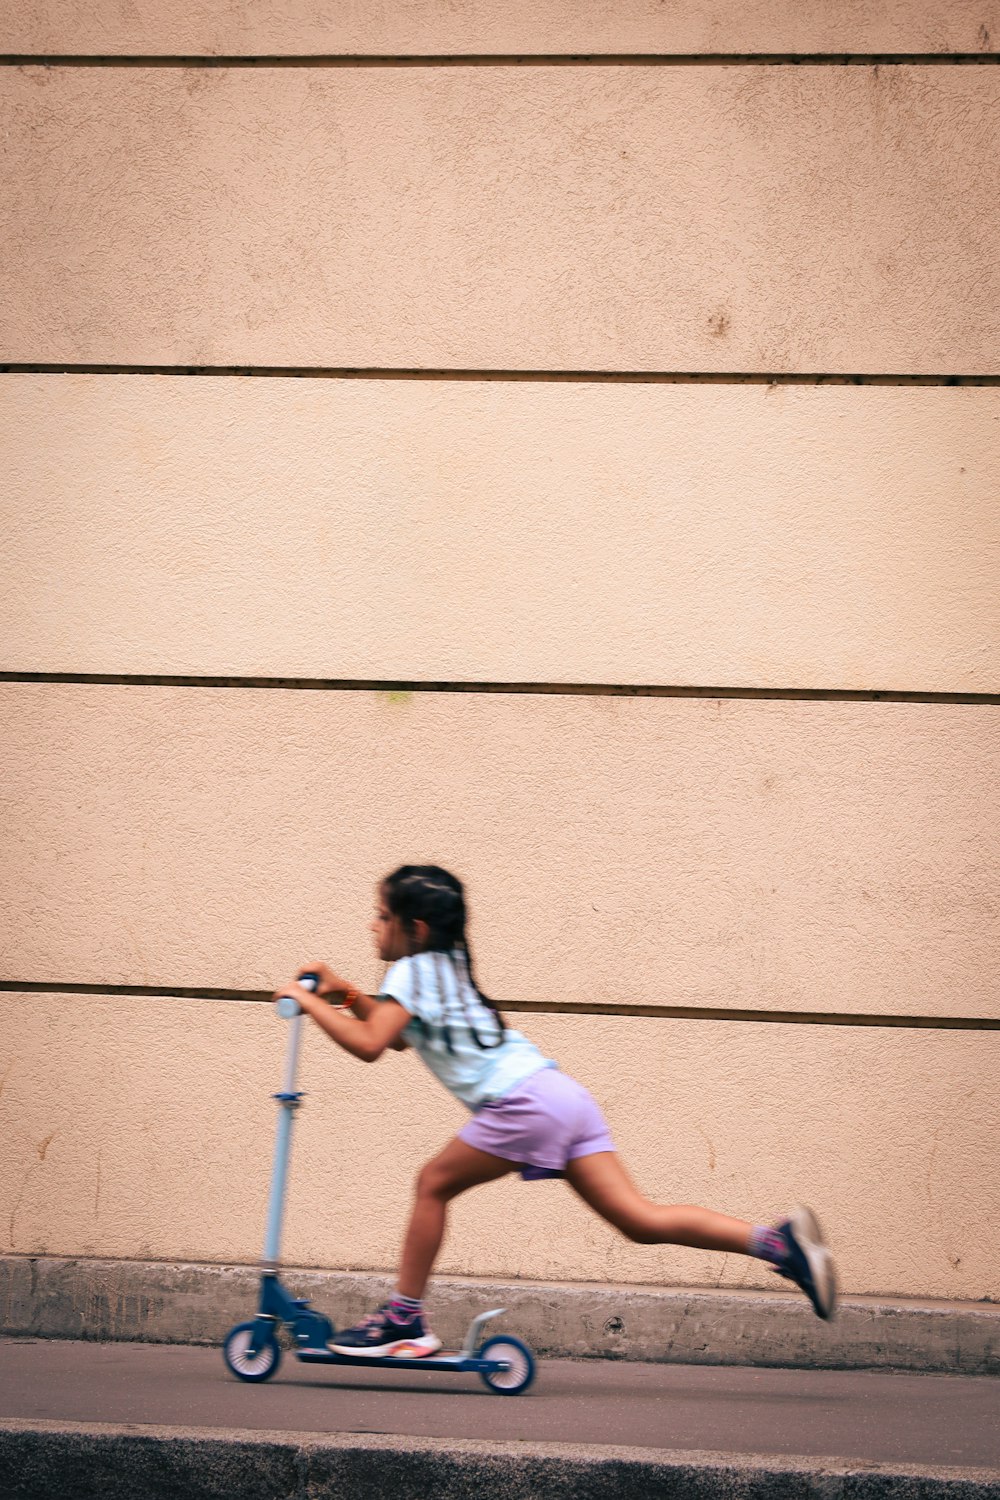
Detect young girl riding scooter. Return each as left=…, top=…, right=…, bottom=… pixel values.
left=276, top=864, right=836, bottom=1356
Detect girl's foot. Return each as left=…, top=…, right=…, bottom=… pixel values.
left=771, top=1205, right=838, bottom=1320
left=329, top=1304, right=442, bottom=1357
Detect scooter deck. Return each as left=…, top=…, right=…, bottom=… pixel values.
left=295, top=1347, right=504, bottom=1373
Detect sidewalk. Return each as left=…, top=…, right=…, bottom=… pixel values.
left=2, top=1338, right=999, bottom=1498
left=3, top=1255, right=1000, bottom=1374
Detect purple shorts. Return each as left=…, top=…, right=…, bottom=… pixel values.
left=459, top=1067, right=615, bottom=1180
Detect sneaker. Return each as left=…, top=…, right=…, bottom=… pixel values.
left=772, top=1206, right=837, bottom=1320
left=329, top=1304, right=442, bottom=1358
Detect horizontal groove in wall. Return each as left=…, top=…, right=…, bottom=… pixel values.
left=3, top=365, right=998, bottom=387
left=2, top=54, right=999, bottom=68
left=2, top=981, right=996, bottom=1029
left=2, top=674, right=998, bottom=706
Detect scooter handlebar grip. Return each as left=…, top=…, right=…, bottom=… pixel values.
left=276, top=971, right=320, bottom=1019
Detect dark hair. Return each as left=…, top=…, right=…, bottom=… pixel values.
left=382, top=864, right=504, bottom=1048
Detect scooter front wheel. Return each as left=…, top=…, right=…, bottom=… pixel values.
left=477, top=1335, right=536, bottom=1395
left=223, top=1321, right=282, bottom=1382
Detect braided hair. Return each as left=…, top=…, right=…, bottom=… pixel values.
left=382, top=864, right=504, bottom=1049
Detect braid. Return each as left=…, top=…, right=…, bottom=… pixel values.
left=431, top=950, right=456, bottom=1054
left=383, top=864, right=505, bottom=1044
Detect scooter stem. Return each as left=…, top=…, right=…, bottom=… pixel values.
left=262, top=974, right=317, bottom=1268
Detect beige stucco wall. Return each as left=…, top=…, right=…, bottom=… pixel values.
left=3, top=0, right=998, bottom=55
left=3, top=995, right=997, bottom=1301
left=2, top=11, right=998, bottom=1306
left=3, top=377, right=998, bottom=691
left=2, top=66, right=999, bottom=371
left=4, top=685, right=998, bottom=1019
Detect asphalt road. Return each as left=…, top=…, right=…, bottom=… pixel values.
left=1, top=1338, right=998, bottom=1472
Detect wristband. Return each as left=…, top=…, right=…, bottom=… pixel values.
left=334, top=984, right=367, bottom=1012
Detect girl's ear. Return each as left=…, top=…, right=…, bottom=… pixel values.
left=411, top=918, right=431, bottom=950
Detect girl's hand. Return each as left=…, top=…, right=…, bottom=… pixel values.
left=276, top=966, right=376, bottom=1024
left=273, top=976, right=324, bottom=1011
left=293, top=962, right=351, bottom=999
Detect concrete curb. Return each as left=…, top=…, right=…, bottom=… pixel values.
left=2, top=1419, right=999, bottom=1500
left=2, top=1255, right=998, bottom=1374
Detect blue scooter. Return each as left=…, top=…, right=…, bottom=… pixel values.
left=222, top=974, right=536, bottom=1395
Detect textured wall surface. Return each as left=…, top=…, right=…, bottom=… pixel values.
left=3, top=377, right=998, bottom=690
left=3, top=684, right=998, bottom=1018
left=2, top=66, right=999, bottom=371
left=2, top=7, right=998, bottom=1305
left=2, top=995, right=997, bottom=1300
left=3, top=0, right=998, bottom=55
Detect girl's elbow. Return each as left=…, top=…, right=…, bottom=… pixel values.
left=358, top=1041, right=385, bottom=1064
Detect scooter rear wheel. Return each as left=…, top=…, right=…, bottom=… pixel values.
left=477, top=1335, right=536, bottom=1395
left=223, top=1321, right=282, bottom=1382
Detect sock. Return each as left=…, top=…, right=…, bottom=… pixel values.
left=748, top=1226, right=789, bottom=1268
left=388, top=1293, right=424, bottom=1323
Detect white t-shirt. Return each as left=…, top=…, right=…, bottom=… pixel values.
left=378, top=951, right=555, bottom=1109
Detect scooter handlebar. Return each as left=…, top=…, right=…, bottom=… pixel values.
left=276, top=971, right=319, bottom=1019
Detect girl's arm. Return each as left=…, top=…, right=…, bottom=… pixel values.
left=275, top=978, right=411, bottom=1062
left=289, top=962, right=409, bottom=1050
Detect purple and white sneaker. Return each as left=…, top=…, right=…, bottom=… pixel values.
left=329, top=1304, right=442, bottom=1358
left=773, top=1206, right=837, bottom=1320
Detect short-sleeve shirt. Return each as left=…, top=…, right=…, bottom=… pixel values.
left=378, top=951, right=555, bottom=1109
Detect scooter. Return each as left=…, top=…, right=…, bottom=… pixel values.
left=222, top=974, right=536, bottom=1395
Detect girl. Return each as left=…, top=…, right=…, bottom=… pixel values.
left=276, top=864, right=836, bottom=1357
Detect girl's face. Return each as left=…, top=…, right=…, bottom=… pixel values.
left=371, top=886, right=419, bottom=962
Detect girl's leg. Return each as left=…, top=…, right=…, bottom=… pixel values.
left=565, top=1151, right=837, bottom=1318
left=565, top=1151, right=753, bottom=1252
left=396, top=1137, right=515, bottom=1299
left=329, top=1139, right=516, bottom=1355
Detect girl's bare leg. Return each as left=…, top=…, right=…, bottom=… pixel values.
left=397, top=1138, right=514, bottom=1299
left=565, top=1152, right=754, bottom=1253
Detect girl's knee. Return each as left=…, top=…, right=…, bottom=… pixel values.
left=415, top=1158, right=457, bottom=1201
left=599, top=1199, right=662, bottom=1244
left=618, top=1216, right=660, bottom=1245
